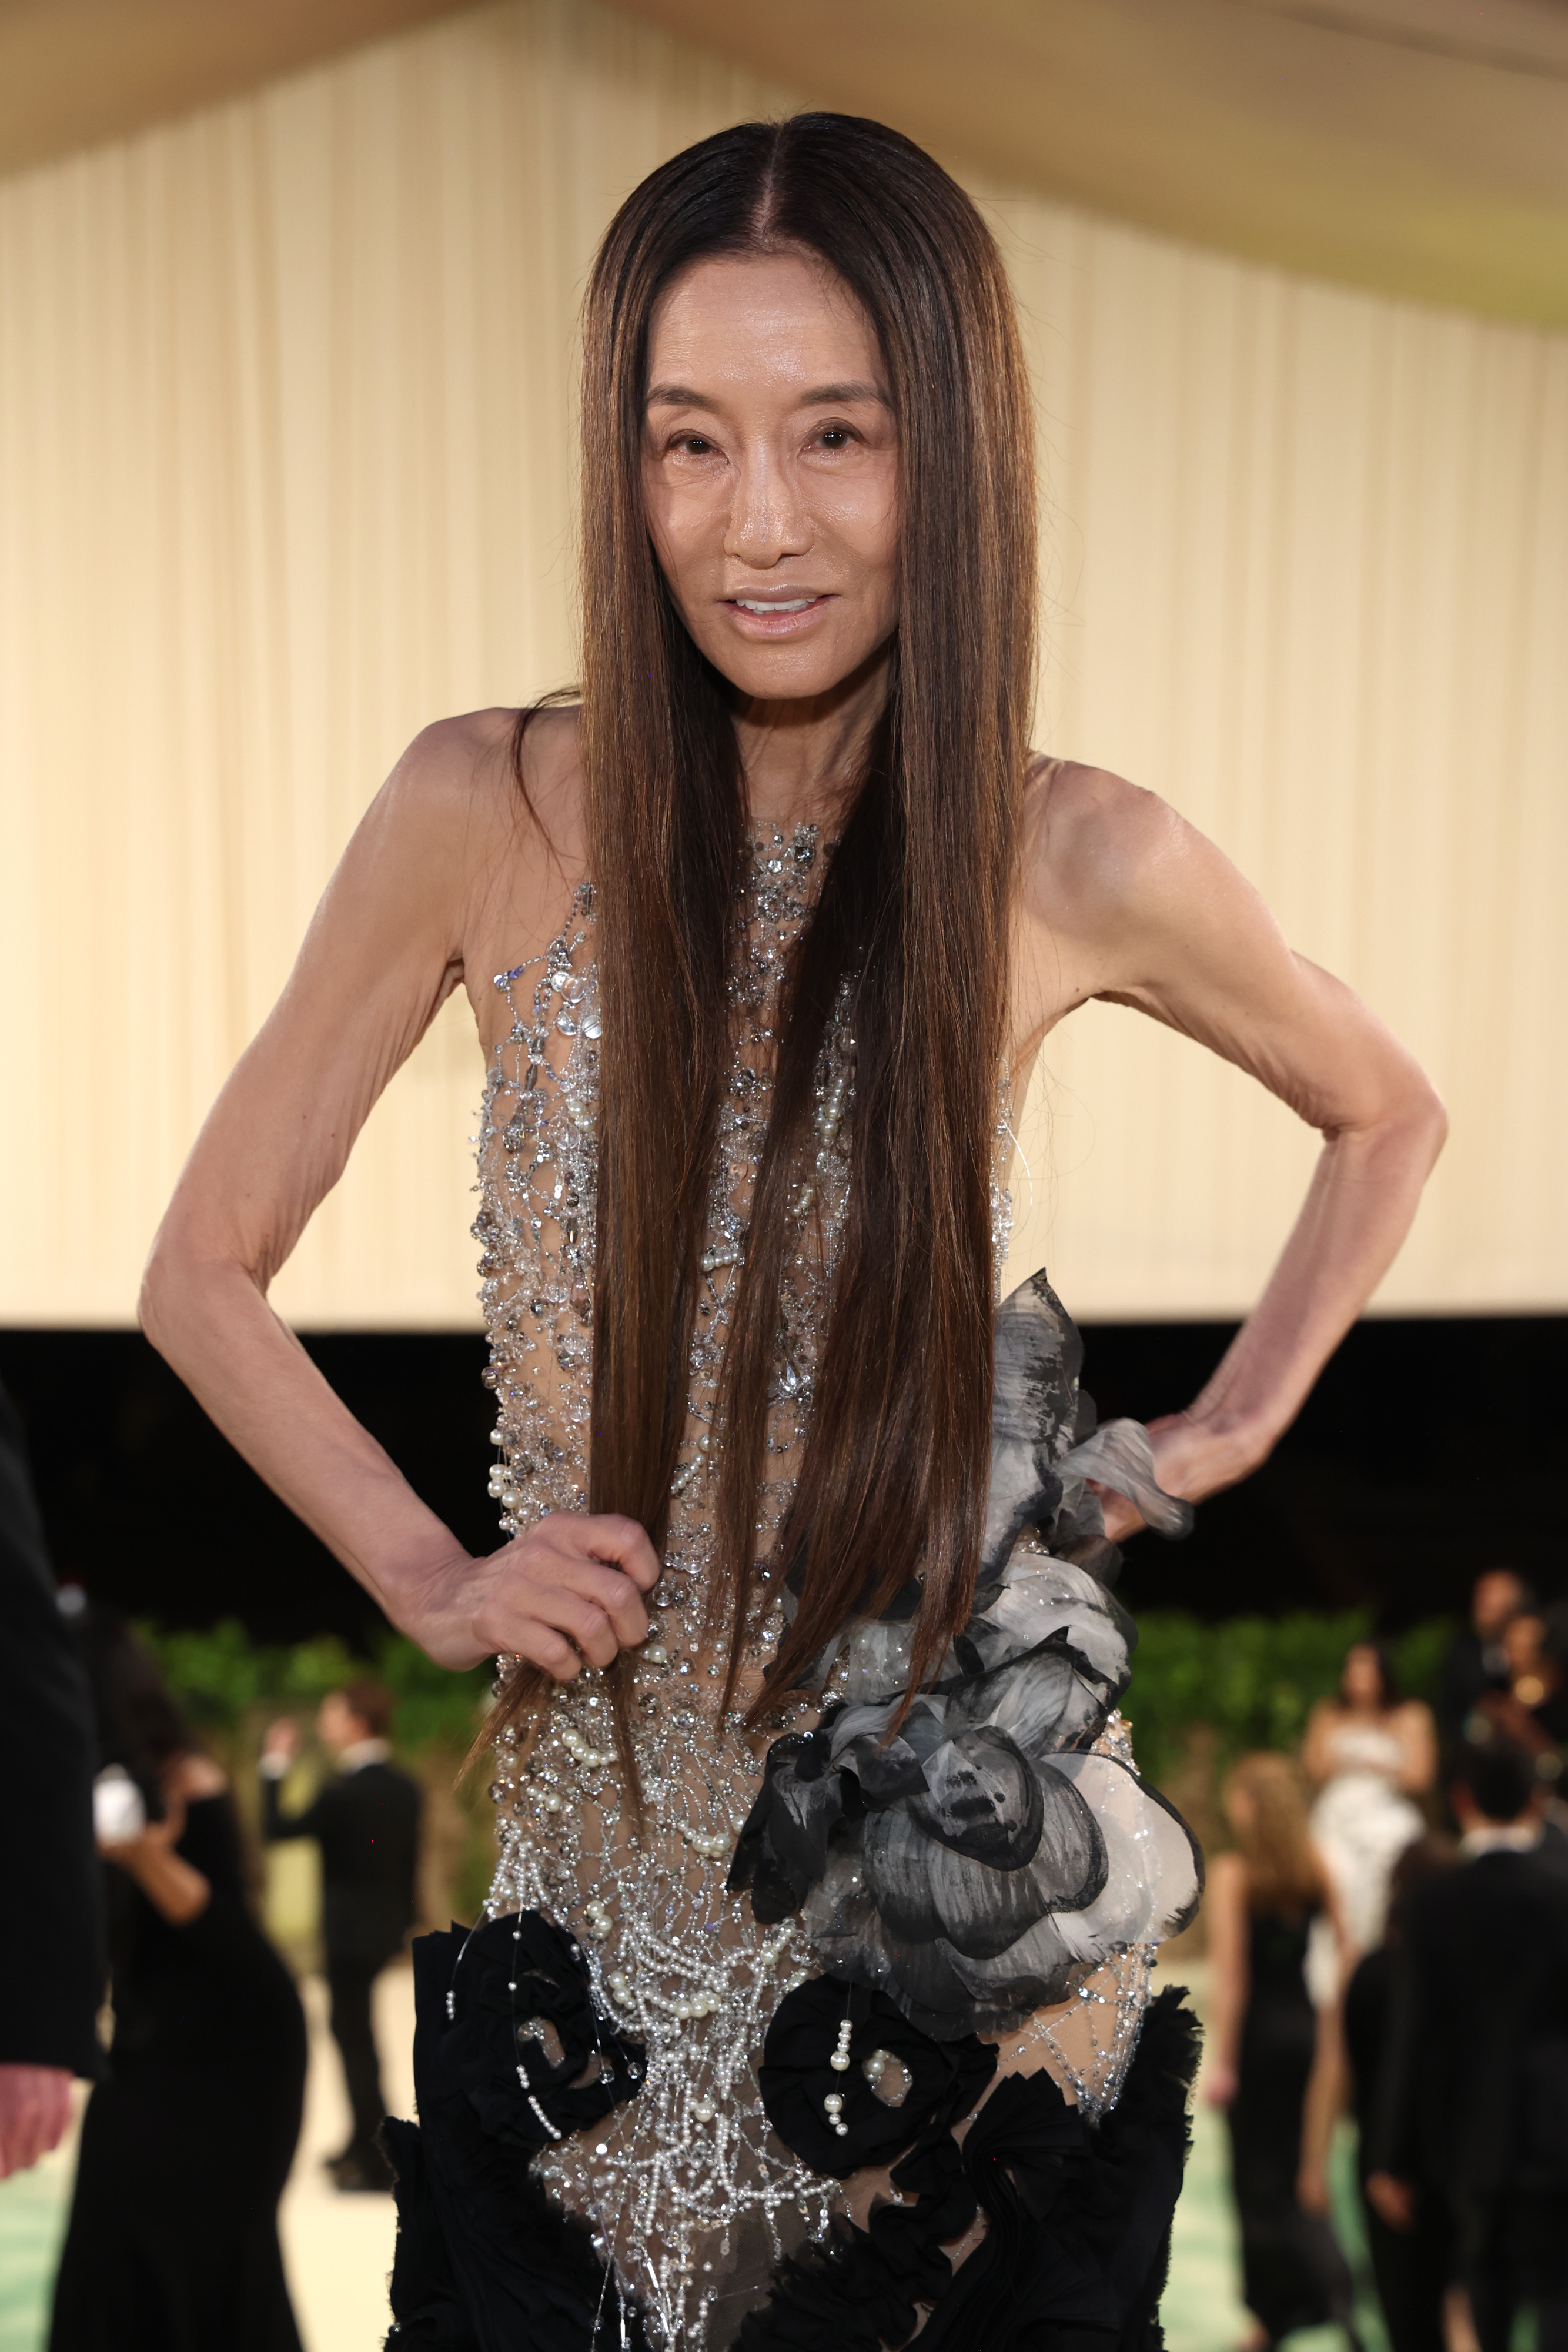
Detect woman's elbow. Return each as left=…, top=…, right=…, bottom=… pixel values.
left=1408, top=1073, right=1449, bottom=1167
left=139, top=1229, right=182, bottom=1358
left=139, top=1223, right=256, bottom=1362
left=1359, top=1065, right=1447, bottom=1177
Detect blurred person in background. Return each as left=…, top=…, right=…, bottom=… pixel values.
left=0, top=1385, right=102, bottom=2179
left=50, top=1609, right=306, bottom=2352
left=1304, top=1640, right=1435, bottom=1953
left=1207, top=1750, right=1360, bottom=2352
left=1437, top=1570, right=1533, bottom=1753
left=1342, top=1835, right=1458, bottom=2352
left=260, top=1681, right=420, bottom=2192
left=1475, top=1604, right=1568, bottom=1780
left=1369, top=1736, right=1568, bottom=2352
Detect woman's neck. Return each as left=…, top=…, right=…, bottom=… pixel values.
left=733, top=642, right=890, bottom=837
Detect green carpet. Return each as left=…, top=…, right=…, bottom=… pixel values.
left=0, top=2102, right=1388, bottom=2352
left=1165, top=2102, right=1386, bottom=2352
left=0, top=2141, right=72, bottom=2352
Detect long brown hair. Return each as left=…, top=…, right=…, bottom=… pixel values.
left=1223, top=1753, right=1326, bottom=1916
left=498, top=115, right=1036, bottom=1778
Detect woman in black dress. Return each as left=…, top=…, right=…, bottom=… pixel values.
left=1207, top=1750, right=1359, bottom=2350
left=49, top=1612, right=307, bottom=2352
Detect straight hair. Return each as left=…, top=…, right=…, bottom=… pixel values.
left=495, top=114, right=1037, bottom=1779
left=1225, top=1752, right=1326, bottom=1917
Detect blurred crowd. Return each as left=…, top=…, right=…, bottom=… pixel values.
left=1, top=1385, right=422, bottom=2350
left=1206, top=1569, right=1568, bottom=2352
left=5, top=1369, right=1567, bottom=2352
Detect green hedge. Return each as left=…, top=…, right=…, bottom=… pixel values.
left=143, top=1608, right=1456, bottom=1793
left=1122, top=1608, right=1455, bottom=1788
left=141, top=1619, right=493, bottom=1755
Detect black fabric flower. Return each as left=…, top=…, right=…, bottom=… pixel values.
left=383, top=1920, right=652, bottom=2352
left=919, top=1985, right=1202, bottom=2351
left=728, top=1728, right=855, bottom=1926
left=757, top=1976, right=995, bottom=2179
left=422, top=1911, right=644, bottom=2148
left=738, top=1987, right=1202, bottom=2352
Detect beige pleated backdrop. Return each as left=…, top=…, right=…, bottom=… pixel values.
left=1, top=0, right=1564, bottom=1330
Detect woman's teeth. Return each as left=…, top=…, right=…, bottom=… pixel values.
left=733, top=597, right=816, bottom=613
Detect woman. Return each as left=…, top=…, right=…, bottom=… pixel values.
left=1304, top=1643, right=1436, bottom=1955
left=1477, top=1606, right=1568, bottom=1769
left=141, top=115, right=1445, bottom=2349
left=1206, top=1753, right=1358, bottom=2352
left=49, top=1612, right=306, bottom=2352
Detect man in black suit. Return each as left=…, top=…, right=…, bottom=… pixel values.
left=261, top=1682, right=421, bottom=2190
left=1369, top=1736, right=1568, bottom=2352
left=0, top=1383, right=102, bottom=2179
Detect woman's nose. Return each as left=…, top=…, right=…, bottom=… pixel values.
left=723, top=447, right=810, bottom=567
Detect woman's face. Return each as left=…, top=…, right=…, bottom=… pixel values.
left=1342, top=1644, right=1385, bottom=1707
left=641, top=251, right=900, bottom=707
left=1222, top=1781, right=1256, bottom=1838
left=1502, top=1613, right=1545, bottom=1674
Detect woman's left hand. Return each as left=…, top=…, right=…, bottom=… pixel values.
left=1095, top=1411, right=1268, bottom=1541
left=98, top=1793, right=186, bottom=1864
left=1296, top=2159, right=1330, bottom=2216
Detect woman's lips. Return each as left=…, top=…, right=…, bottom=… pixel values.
left=722, top=593, right=834, bottom=637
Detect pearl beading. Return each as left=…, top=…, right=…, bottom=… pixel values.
left=472, top=833, right=1149, bottom=2344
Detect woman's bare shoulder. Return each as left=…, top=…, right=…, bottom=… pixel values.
left=1018, top=756, right=1182, bottom=934
left=383, top=704, right=582, bottom=851
left=361, top=704, right=587, bottom=960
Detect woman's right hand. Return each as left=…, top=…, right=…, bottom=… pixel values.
left=393, top=1511, right=663, bottom=1677
left=1202, top=2060, right=1238, bottom=2109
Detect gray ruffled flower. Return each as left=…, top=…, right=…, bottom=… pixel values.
left=730, top=1269, right=1203, bottom=2040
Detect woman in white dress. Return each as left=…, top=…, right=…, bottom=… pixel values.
left=1303, top=1644, right=1436, bottom=1956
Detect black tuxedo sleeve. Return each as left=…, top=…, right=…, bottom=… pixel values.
left=1370, top=1937, right=1427, bottom=2180
left=0, top=1385, right=103, bottom=2076
left=259, top=1770, right=339, bottom=1843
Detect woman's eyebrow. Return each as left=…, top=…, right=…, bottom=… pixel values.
left=646, top=383, right=713, bottom=411
left=644, top=379, right=891, bottom=410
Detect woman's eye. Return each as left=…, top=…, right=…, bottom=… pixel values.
left=817, top=427, right=853, bottom=450
left=676, top=435, right=714, bottom=456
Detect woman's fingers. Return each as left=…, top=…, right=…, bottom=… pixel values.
left=436, top=1506, right=664, bottom=1676
left=577, top=1512, right=663, bottom=1592
left=509, top=1623, right=587, bottom=1681
left=466, top=1514, right=659, bottom=1676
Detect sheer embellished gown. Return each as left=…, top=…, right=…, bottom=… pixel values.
left=384, top=831, right=1205, bottom=2351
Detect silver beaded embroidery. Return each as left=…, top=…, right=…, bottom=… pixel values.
left=473, top=827, right=1153, bottom=2347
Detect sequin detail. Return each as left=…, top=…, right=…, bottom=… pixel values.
left=472, top=829, right=1159, bottom=2347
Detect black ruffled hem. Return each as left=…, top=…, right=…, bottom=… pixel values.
left=382, top=1917, right=652, bottom=2352
left=734, top=1985, right=1200, bottom=2352
left=383, top=2105, right=651, bottom=2350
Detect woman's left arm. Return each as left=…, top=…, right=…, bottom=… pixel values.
left=1395, top=1702, right=1438, bottom=1794
left=99, top=1803, right=210, bottom=1927
left=1017, top=766, right=1447, bottom=1526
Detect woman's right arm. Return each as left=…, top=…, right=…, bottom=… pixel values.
left=1395, top=1700, right=1438, bottom=1793
left=1301, top=1700, right=1338, bottom=1788
left=141, top=713, right=658, bottom=1675
left=1202, top=1850, right=1249, bottom=2105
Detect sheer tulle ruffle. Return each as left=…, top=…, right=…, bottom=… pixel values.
left=730, top=1274, right=1203, bottom=2042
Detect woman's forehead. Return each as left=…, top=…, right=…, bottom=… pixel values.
left=646, top=251, right=882, bottom=395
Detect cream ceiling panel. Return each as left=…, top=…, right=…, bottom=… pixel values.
left=0, top=0, right=1562, bottom=1328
